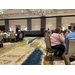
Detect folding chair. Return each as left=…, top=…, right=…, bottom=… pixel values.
left=45, top=37, right=60, bottom=61
left=19, top=33, right=23, bottom=40
left=64, top=38, right=75, bottom=65
left=10, top=34, right=16, bottom=42
left=0, top=35, right=3, bottom=43
left=64, top=51, right=75, bottom=65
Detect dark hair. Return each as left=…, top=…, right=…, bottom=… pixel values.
left=48, top=28, right=49, bottom=30
left=54, top=28, right=61, bottom=33
left=73, top=26, right=75, bottom=30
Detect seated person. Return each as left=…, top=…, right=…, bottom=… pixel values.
left=3, top=31, right=8, bottom=38
left=59, top=30, right=65, bottom=38
left=50, top=28, right=65, bottom=58
left=65, top=26, right=75, bottom=54
left=10, top=31, right=16, bottom=41
left=45, top=30, right=51, bottom=37
left=65, top=30, right=69, bottom=37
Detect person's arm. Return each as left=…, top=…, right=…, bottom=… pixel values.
left=59, top=34, right=65, bottom=42
left=61, top=33, right=64, bottom=38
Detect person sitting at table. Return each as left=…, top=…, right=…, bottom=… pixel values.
left=50, top=28, right=65, bottom=58
left=59, top=30, right=65, bottom=38
left=45, top=30, right=51, bottom=37
left=65, top=26, right=75, bottom=54
left=3, top=31, right=8, bottom=37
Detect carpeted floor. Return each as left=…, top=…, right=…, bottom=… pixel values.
left=0, top=37, right=65, bottom=65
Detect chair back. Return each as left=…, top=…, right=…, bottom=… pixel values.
left=0, top=35, right=2, bottom=42
left=10, top=34, right=15, bottom=39
left=19, top=33, right=22, bottom=38
left=45, top=37, right=51, bottom=49
left=64, top=51, right=75, bottom=65
left=67, top=38, right=75, bottom=54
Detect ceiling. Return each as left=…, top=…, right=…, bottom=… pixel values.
left=0, top=9, right=75, bottom=19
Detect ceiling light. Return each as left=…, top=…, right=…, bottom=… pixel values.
left=22, top=10, right=23, bottom=12
left=2, top=12, right=3, bottom=14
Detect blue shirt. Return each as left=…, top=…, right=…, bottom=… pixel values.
left=65, top=31, right=75, bottom=53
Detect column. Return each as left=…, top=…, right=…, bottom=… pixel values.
left=56, top=17, right=62, bottom=28
left=27, top=19, right=31, bottom=31
left=5, top=20, right=9, bottom=32
left=41, top=17, right=46, bottom=33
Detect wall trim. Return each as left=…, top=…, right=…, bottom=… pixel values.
left=0, top=15, right=75, bottom=20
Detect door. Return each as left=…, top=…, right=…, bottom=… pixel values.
left=16, top=25, right=21, bottom=33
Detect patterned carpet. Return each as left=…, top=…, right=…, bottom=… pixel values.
left=0, top=37, right=65, bottom=65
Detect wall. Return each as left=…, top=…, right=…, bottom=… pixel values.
left=62, top=17, right=75, bottom=29
left=0, top=20, right=5, bottom=26
left=31, top=19, right=41, bottom=31
left=9, top=19, right=27, bottom=32
left=46, top=18, right=56, bottom=30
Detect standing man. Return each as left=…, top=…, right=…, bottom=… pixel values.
left=16, top=27, right=19, bottom=33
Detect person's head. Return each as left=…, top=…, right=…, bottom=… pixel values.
left=66, top=30, right=69, bottom=34
left=48, top=28, right=49, bottom=30
left=54, top=28, right=61, bottom=33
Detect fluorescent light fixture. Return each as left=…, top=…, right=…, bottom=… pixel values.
left=25, top=28, right=27, bottom=31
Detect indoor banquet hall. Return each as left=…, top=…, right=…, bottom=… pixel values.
left=0, top=9, right=75, bottom=65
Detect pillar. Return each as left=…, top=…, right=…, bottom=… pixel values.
left=27, top=19, right=31, bottom=31
left=41, top=17, right=46, bottom=33
left=56, top=17, right=62, bottom=28
left=5, top=20, right=9, bottom=32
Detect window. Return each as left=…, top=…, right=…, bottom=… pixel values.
left=62, top=17, right=75, bottom=29
left=9, top=19, right=27, bottom=32
left=31, top=19, right=41, bottom=31
left=0, top=20, right=5, bottom=25
left=46, top=18, right=56, bottom=30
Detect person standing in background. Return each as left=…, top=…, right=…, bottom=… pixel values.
left=48, top=28, right=49, bottom=31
